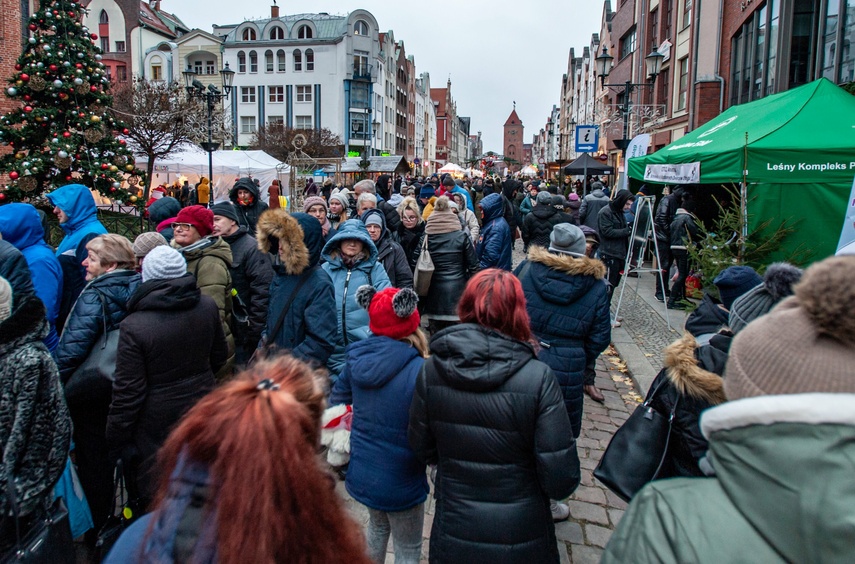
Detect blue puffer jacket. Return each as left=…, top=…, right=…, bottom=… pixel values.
left=0, top=204, right=63, bottom=350
left=476, top=193, right=512, bottom=270
left=321, top=220, right=391, bottom=376
left=45, top=184, right=108, bottom=255
left=515, top=247, right=611, bottom=437
left=55, top=270, right=141, bottom=395
left=330, top=337, right=428, bottom=511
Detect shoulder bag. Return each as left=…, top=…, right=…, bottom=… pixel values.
left=64, top=291, right=120, bottom=406
left=593, top=378, right=679, bottom=502
left=413, top=235, right=434, bottom=297
left=249, top=266, right=316, bottom=365
left=93, top=460, right=141, bottom=562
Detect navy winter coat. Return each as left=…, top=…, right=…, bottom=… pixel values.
left=330, top=337, right=428, bottom=512
left=256, top=211, right=337, bottom=368
left=476, top=193, right=512, bottom=270
left=516, top=248, right=611, bottom=438
left=0, top=239, right=35, bottom=302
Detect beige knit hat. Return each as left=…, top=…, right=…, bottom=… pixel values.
left=724, top=256, right=855, bottom=400
left=133, top=231, right=168, bottom=258
left=0, top=277, right=12, bottom=322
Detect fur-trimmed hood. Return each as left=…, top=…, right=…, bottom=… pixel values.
left=527, top=246, right=605, bottom=279
left=255, top=209, right=316, bottom=274
left=664, top=333, right=726, bottom=405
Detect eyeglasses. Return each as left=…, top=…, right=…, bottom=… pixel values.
left=171, top=222, right=194, bottom=231
left=402, top=215, right=419, bottom=223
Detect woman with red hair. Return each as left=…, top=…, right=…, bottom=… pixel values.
left=408, top=268, right=580, bottom=563
left=105, top=356, right=371, bottom=564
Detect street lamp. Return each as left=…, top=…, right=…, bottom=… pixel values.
left=183, top=63, right=235, bottom=205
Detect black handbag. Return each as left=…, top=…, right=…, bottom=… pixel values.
left=64, top=291, right=119, bottom=406
left=593, top=378, right=679, bottom=502
left=1, top=471, right=74, bottom=563
left=93, top=461, right=142, bottom=561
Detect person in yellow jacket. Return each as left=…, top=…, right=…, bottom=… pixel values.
left=196, top=177, right=210, bottom=206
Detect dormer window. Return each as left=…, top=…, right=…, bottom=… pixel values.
left=297, top=25, right=312, bottom=39
left=354, top=20, right=369, bottom=36
left=242, top=28, right=257, bottom=41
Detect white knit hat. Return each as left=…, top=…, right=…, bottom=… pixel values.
left=0, top=277, right=12, bottom=322
left=142, top=246, right=187, bottom=282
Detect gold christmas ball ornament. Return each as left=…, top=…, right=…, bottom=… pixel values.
left=89, top=115, right=101, bottom=123
left=109, top=165, right=118, bottom=172
left=125, top=164, right=134, bottom=171
left=129, top=195, right=138, bottom=202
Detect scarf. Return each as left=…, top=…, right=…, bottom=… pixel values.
left=425, top=211, right=463, bottom=235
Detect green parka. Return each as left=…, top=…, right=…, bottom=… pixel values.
left=602, top=393, right=855, bottom=563
left=175, top=236, right=235, bottom=378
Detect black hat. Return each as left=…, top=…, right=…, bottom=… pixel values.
left=211, top=202, right=240, bottom=224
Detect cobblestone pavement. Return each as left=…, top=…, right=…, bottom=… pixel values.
left=611, top=276, right=679, bottom=366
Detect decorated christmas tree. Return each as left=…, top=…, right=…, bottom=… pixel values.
left=0, top=0, right=145, bottom=203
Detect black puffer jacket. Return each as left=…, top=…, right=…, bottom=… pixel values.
left=221, top=228, right=273, bottom=344
left=363, top=209, right=412, bottom=289
left=411, top=230, right=479, bottom=319
left=409, top=324, right=580, bottom=563
left=229, top=178, right=269, bottom=234
left=654, top=191, right=680, bottom=244
left=397, top=222, right=425, bottom=268
left=669, top=209, right=700, bottom=250
left=55, top=270, right=141, bottom=396
left=106, top=274, right=227, bottom=499
left=597, top=190, right=633, bottom=260
left=522, top=204, right=565, bottom=248
left=0, top=239, right=35, bottom=301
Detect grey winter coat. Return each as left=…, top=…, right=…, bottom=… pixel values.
left=579, top=189, right=610, bottom=231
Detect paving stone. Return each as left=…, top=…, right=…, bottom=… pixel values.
left=570, top=543, right=604, bottom=564
left=571, top=485, right=606, bottom=504
left=567, top=500, right=610, bottom=525
left=608, top=508, right=625, bottom=527
left=554, top=520, right=584, bottom=544
left=587, top=413, right=612, bottom=423
left=584, top=524, right=613, bottom=548
left=585, top=429, right=614, bottom=442
left=579, top=457, right=598, bottom=470
left=558, top=540, right=571, bottom=564
left=604, top=490, right=629, bottom=510
left=576, top=438, right=599, bottom=449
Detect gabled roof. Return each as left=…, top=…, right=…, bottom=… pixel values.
left=175, top=28, right=223, bottom=45
left=222, top=12, right=348, bottom=42
left=504, top=109, right=522, bottom=126
left=138, top=2, right=177, bottom=38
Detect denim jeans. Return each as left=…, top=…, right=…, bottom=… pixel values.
left=366, top=503, right=424, bottom=564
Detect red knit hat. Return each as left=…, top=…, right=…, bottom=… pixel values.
left=356, top=286, right=420, bottom=340
left=176, top=205, right=214, bottom=237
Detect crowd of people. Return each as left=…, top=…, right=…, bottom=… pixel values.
left=1, top=173, right=851, bottom=563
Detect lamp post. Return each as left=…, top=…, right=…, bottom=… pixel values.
left=183, top=63, right=235, bottom=205
left=595, top=46, right=664, bottom=164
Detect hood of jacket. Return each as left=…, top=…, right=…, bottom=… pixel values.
left=375, top=174, right=392, bottom=199
left=256, top=210, right=319, bottom=274
left=429, top=323, right=536, bottom=392
left=45, top=184, right=98, bottom=233
left=479, top=192, right=504, bottom=223
left=663, top=333, right=726, bottom=405
left=700, top=394, right=855, bottom=562
left=0, top=295, right=48, bottom=355
left=526, top=246, right=605, bottom=305
left=361, top=208, right=388, bottom=243
left=589, top=189, right=607, bottom=199
left=531, top=203, right=558, bottom=220
left=85, top=269, right=142, bottom=310
left=568, top=199, right=582, bottom=211
left=345, top=336, right=421, bottom=389
left=228, top=177, right=260, bottom=205
left=176, top=236, right=233, bottom=264
left=502, top=178, right=522, bottom=200
left=149, top=197, right=181, bottom=225
left=321, top=219, right=378, bottom=268
left=127, top=273, right=201, bottom=312
left=0, top=203, right=47, bottom=250
left=609, top=189, right=633, bottom=213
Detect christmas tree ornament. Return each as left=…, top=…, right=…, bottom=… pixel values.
left=6, top=87, right=17, bottom=96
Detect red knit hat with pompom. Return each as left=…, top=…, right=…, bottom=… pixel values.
left=176, top=205, right=214, bottom=237
left=356, top=286, right=420, bottom=340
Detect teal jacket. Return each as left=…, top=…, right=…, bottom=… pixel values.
left=46, top=184, right=107, bottom=256
left=603, top=393, right=855, bottom=563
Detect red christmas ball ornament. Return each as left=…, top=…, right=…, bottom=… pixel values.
left=110, top=186, right=117, bottom=192
left=20, top=73, right=29, bottom=82
left=28, top=23, right=36, bottom=31
left=62, top=131, right=71, bottom=138
left=68, top=11, right=74, bottom=17
left=118, top=139, right=126, bottom=145
left=8, top=171, right=19, bottom=180
left=75, top=63, right=83, bottom=69
left=14, top=64, right=21, bottom=71
left=23, top=105, right=33, bottom=113
left=65, top=176, right=72, bottom=181
left=49, top=64, right=58, bottom=72
left=90, top=85, right=97, bottom=92
left=90, top=33, right=98, bottom=40
left=0, top=194, right=6, bottom=201
left=101, top=163, right=108, bottom=170
left=23, top=95, right=31, bottom=101
left=122, top=128, right=129, bottom=135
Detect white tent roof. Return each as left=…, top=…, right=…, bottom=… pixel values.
left=136, top=145, right=288, bottom=202
left=438, top=162, right=464, bottom=173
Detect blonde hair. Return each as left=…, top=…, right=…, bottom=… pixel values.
left=402, top=328, right=430, bottom=358
left=397, top=196, right=423, bottom=224
left=86, top=234, right=135, bottom=270
left=433, top=195, right=451, bottom=212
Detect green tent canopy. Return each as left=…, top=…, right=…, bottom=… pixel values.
left=628, top=78, right=855, bottom=260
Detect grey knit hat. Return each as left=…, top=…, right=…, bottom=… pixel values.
left=549, top=223, right=587, bottom=258
left=142, top=245, right=187, bottom=282
left=729, top=262, right=804, bottom=334
left=536, top=191, right=552, bottom=205
left=329, top=192, right=350, bottom=211
left=133, top=231, right=168, bottom=258
left=0, top=277, right=12, bottom=322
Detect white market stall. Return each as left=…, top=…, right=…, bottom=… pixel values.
left=136, top=145, right=289, bottom=202
left=438, top=162, right=465, bottom=175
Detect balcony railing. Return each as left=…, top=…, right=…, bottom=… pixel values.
left=353, top=63, right=372, bottom=80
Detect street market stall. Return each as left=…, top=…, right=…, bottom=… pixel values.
left=627, top=78, right=855, bottom=260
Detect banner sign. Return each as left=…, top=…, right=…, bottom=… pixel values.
left=644, top=162, right=700, bottom=184
left=621, top=134, right=651, bottom=190
left=837, top=176, right=855, bottom=256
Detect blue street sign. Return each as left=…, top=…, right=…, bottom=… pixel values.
left=575, top=125, right=599, bottom=153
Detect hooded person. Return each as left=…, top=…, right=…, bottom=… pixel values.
left=476, top=192, right=512, bottom=270
left=46, top=183, right=108, bottom=256
left=0, top=204, right=63, bottom=351
left=148, top=197, right=182, bottom=242
left=228, top=177, right=269, bottom=234
left=578, top=181, right=610, bottom=232
left=256, top=210, right=337, bottom=368
left=361, top=209, right=413, bottom=290
left=0, top=238, right=35, bottom=301
left=321, top=220, right=392, bottom=378
left=566, top=193, right=582, bottom=225
left=597, top=189, right=634, bottom=310
left=603, top=255, right=855, bottom=563
left=522, top=191, right=566, bottom=250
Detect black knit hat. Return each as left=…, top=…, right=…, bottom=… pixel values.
left=729, top=262, right=803, bottom=334
left=211, top=202, right=240, bottom=224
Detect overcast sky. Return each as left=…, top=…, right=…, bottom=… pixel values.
left=167, top=0, right=604, bottom=153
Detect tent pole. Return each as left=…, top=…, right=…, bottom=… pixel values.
left=741, top=132, right=749, bottom=262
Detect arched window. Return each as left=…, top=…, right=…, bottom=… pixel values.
left=242, top=27, right=257, bottom=41
left=269, top=27, right=284, bottom=40
left=265, top=50, right=273, bottom=72
left=99, top=10, right=109, bottom=24
left=237, top=50, right=246, bottom=73
left=277, top=49, right=286, bottom=72
left=354, top=20, right=369, bottom=36
left=297, top=25, right=312, bottom=39
left=305, top=49, right=314, bottom=72
left=293, top=49, right=302, bottom=72
left=249, top=50, right=258, bottom=73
